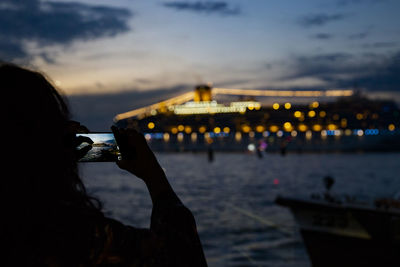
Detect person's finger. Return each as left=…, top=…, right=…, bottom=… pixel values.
left=74, top=136, right=94, bottom=147
left=76, top=124, right=90, bottom=133
left=76, top=144, right=92, bottom=160
left=68, top=120, right=80, bottom=129
left=116, top=159, right=126, bottom=169
left=78, top=136, right=94, bottom=144
left=124, top=128, right=146, bottom=145
left=116, top=159, right=135, bottom=171
left=112, top=126, right=144, bottom=160
left=68, top=120, right=90, bottom=133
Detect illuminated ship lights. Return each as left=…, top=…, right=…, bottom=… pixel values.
left=139, top=128, right=393, bottom=141
left=212, top=88, right=353, bottom=97
left=170, top=101, right=260, bottom=115
left=114, top=86, right=354, bottom=121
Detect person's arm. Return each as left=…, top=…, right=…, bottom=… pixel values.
left=112, top=127, right=208, bottom=266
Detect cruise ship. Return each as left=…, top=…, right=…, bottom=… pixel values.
left=114, top=85, right=400, bottom=152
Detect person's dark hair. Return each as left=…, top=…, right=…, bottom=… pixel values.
left=1, top=63, right=103, bottom=266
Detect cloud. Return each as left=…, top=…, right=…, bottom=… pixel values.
left=298, top=13, right=346, bottom=27
left=336, top=0, right=387, bottom=7
left=348, top=31, right=369, bottom=40
left=311, top=33, right=333, bottom=40
left=283, top=51, right=400, bottom=92
left=0, top=0, right=131, bottom=61
left=163, top=1, right=240, bottom=15
left=287, top=53, right=355, bottom=81
left=362, top=42, right=397, bottom=48
left=0, top=39, right=26, bottom=60
left=337, top=52, right=400, bottom=91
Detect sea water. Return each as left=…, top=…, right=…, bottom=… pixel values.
left=81, top=152, right=400, bottom=267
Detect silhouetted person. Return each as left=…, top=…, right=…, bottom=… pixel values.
left=323, top=176, right=335, bottom=202
left=256, top=148, right=263, bottom=159
left=280, top=141, right=287, bottom=156
left=207, top=146, right=214, bottom=162
left=324, top=176, right=335, bottom=191
left=1, top=63, right=207, bottom=266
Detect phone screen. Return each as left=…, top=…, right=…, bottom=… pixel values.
left=76, top=133, right=121, bottom=162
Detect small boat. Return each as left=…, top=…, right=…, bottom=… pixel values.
left=275, top=177, right=400, bottom=267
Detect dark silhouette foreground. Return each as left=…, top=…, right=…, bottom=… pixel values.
left=1, top=63, right=207, bottom=266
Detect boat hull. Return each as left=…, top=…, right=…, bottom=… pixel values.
left=301, top=229, right=400, bottom=267
left=276, top=196, right=400, bottom=267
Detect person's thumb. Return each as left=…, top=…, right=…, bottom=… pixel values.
left=116, top=159, right=128, bottom=169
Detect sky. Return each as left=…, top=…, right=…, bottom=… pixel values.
left=1, top=0, right=400, bottom=129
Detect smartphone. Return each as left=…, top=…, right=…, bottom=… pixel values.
left=76, top=133, right=121, bottom=162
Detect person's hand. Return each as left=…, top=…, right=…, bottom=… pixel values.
left=67, top=120, right=93, bottom=160
left=74, top=136, right=93, bottom=160
left=112, top=126, right=165, bottom=181
left=67, top=120, right=89, bottom=134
